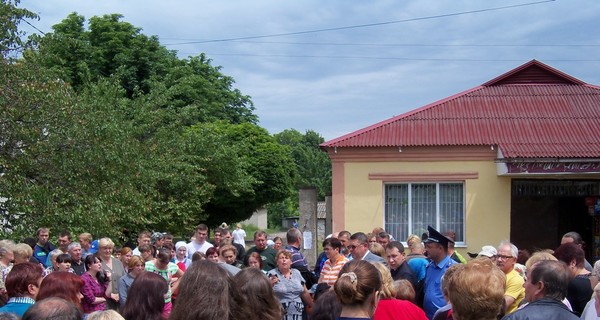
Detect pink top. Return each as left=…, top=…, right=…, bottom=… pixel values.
left=80, top=272, right=107, bottom=314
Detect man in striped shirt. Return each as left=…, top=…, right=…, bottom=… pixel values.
left=318, top=237, right=349, bottom=286
left=285, top=228, right=317, bottom=288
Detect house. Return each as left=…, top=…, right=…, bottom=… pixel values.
left=320, top=60, right=600, bottom=260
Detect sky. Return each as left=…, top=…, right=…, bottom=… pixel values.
left=18, top=0, right=600, bottom=141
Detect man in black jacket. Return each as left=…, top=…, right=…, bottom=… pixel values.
left=385, top=241, right=417, bottom=289
left=502, top=260, right=579, bottom=320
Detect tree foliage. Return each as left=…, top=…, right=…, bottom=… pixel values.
left=268, top=129, right=332, bottom=228
left=0, top=0, right=37, bottom=58
left=1, top=4, right=297, bottom=240
left=28, top=12, right=257, bottom=124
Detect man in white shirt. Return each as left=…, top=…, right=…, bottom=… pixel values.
left=187, top=224, right=213, bottom=258
left=232, top=223, right=246, bottom=247
left=131, top=231, right=151, bottom=256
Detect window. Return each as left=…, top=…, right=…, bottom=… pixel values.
left=385, top=182, right=464, bottom=243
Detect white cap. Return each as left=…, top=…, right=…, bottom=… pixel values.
left=478, top=245, right=497, bottom=257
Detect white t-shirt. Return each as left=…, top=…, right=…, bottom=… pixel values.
left=232, top=228, right=246, bottom=246
left=186, top=241, right=213, bottom=259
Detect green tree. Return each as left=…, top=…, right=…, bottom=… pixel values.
left=200, top=122, right=297, bottom=227
left=29, top=13, right=257, bottom=125
left=275, top=129, right=332, bottom=199
left=2, top=5, right=294, bottom=239
left=149, top=54, right=257, bottom=125
left=0, top=0, right=36, bottom=58
left=267, top=129, right=331, bottom=228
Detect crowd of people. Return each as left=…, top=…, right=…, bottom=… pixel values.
left=0, top=223, right=599, bottom=320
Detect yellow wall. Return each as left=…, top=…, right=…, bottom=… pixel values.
left=342, top=160, right=511, bottom=253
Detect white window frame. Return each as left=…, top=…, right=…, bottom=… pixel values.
left=384, top=182, right=465, bottom=245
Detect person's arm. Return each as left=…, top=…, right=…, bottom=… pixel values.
left=80, top=275, right=99, bottom=305
left=301, top=286, right=313, bottom=308
left=504, top=295, right=516, bottom=309
left=170, top=267, right=185, bottom=292
left=118, top=277, right=128, bottom=306
left=103, top=271, right=113, bottom=299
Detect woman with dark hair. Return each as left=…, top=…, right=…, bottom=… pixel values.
left=334, top=260, right=382, bottom=319
left=244, top=251, right=263, bottom=271
left=206, top=247, right=220, bottom=263
left=55, top=253, right=73, bottom=272
left=36, top=271, right=84, bottom=310
left=145, top=248, right=183, bottom=317
left=231, top=268, right=281, bottom=320
left=318, top=238, right=348, bottom=286
left=170, top=260, right=232, bottom=320
left=81, top=254, right=112, bottom=315
left=273, top=236, right=283, bottom=252
left=554, top=242, right=593, bottom=316
left=120, top=272, right=168, bottom=320
left=267, top=250, right=312, bottom=320
left=118, top=255, right=145, bottom=306
left=310, top=290, right=342, bottom=320
left=0, top=262, right=43, bottom=317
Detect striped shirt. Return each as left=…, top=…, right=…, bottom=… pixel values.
left=320, top=255, right=349, bottom=286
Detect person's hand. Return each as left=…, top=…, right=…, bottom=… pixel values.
left=269, top=274, right=279, bottom=286
left=110, top=293, right=119, bottom=301
left=105, top=270, right=112, bottom=280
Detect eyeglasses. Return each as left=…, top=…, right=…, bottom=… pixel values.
left=496, top=255, right=514, bottom=260
left=348, top=244, right=365, bottom=250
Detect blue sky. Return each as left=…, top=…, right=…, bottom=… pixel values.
left=19, top=0, right=600, bottom=140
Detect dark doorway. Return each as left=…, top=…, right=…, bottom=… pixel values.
left=511, top=180, right=600, bottom=262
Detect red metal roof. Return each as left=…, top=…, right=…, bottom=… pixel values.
left=321, top=60, right=600, bottom=159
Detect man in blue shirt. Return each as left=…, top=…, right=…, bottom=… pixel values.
left=32, top=227, right=56, bottom=266
left=423, top=226, right=457, bottom=320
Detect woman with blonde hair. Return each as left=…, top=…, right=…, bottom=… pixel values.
left=118, top=255, right=145, bottom=306
left=0, top=241, right=15, bottom=301
left=372, top=262, right=427, bottom=320
left=87, top=310, right=125, bottom=320
left=97, top=237, right=125, bottom=309
left=405, top=235, right=427, bottom=283
left=369, top=243, right=385, bottom=258
left=2, top=243, right=33, bottom=284
left=447, top=258, right=505, bottom=320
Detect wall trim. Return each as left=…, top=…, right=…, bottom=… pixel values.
left=369, top=172, right=479, bottom=182
left=326, top=145, right=496, bottom=162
